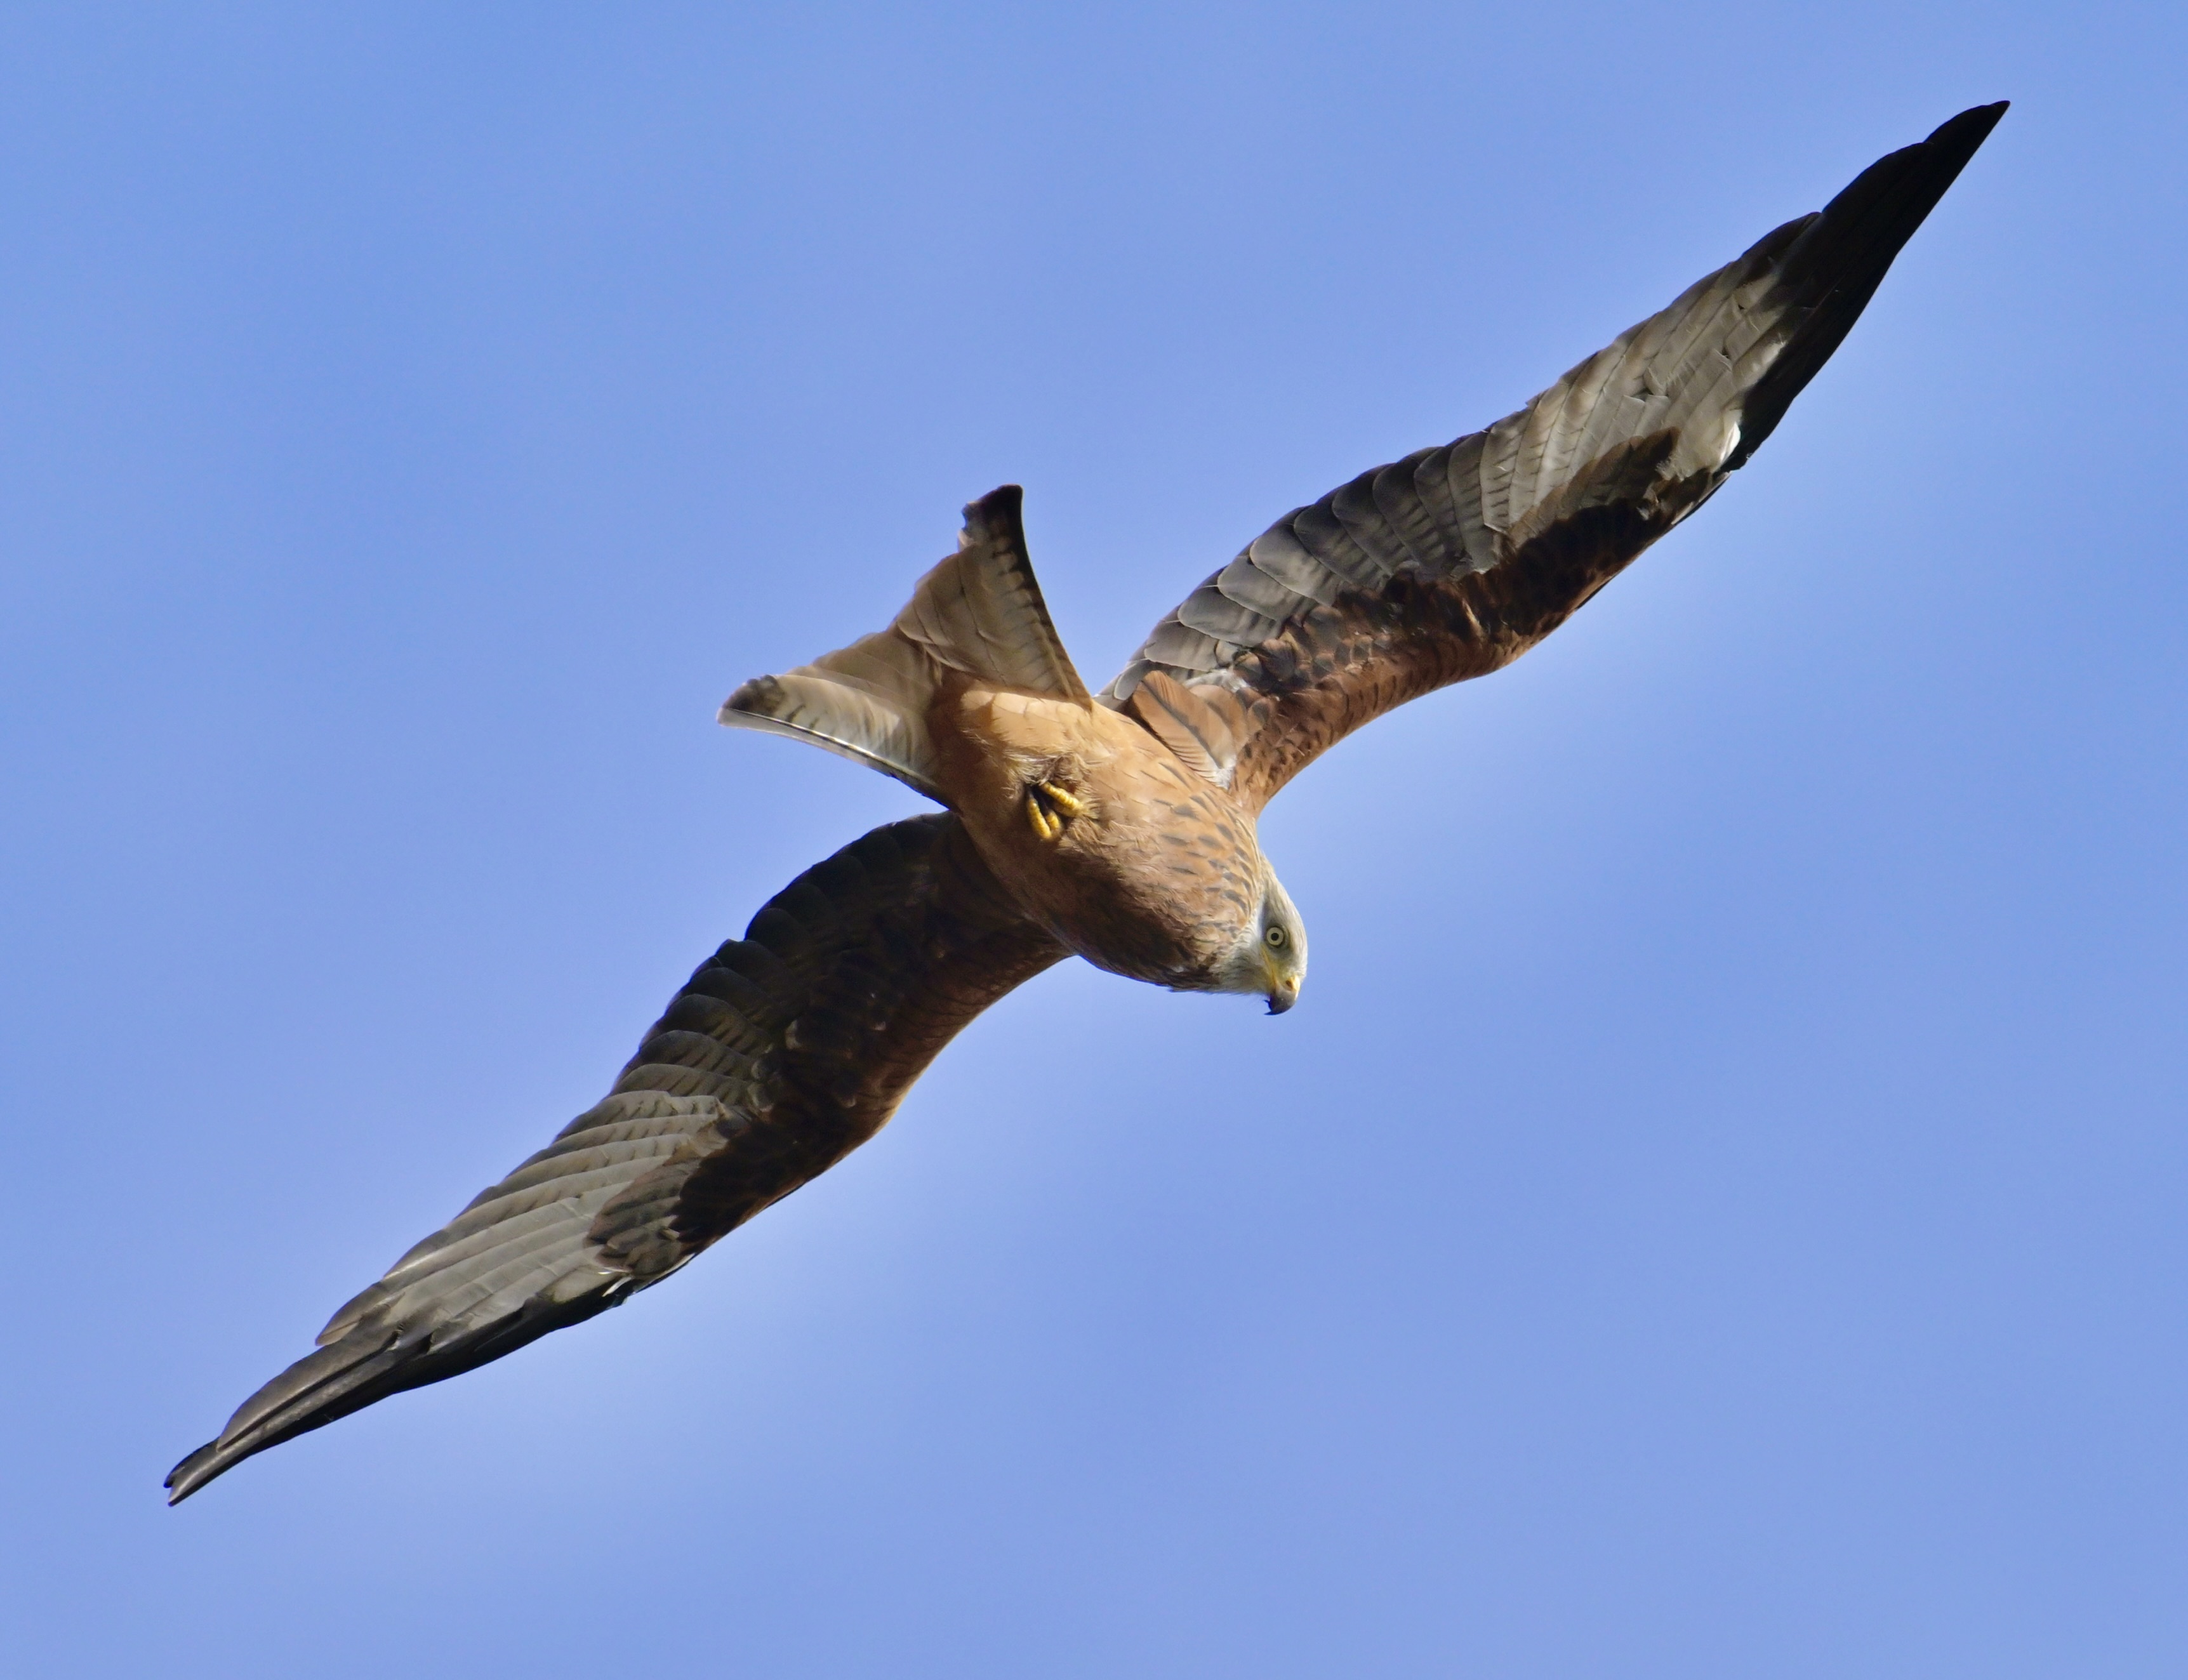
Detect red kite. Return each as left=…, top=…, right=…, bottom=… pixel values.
left=169, top=103, right=2005, bottom=1502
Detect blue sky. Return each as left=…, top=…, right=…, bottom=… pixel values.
left=4, top=5, right=2183, bottom=1676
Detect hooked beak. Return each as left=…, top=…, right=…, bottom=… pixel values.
left=1266, top=977, right=1300, bottom=1015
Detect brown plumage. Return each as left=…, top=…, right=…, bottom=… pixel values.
left=166, top=103, right=2004, bottom=1503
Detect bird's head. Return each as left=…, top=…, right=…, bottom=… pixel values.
left=1211, top=868, right=1308, bottom=1014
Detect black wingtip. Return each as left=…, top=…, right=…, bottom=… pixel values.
left=1912, top=101, right=2009, bottom=187
left=164, top=1440, right=223, bottom=1505
left=163, top=1289, right=623, bottom=1506
left=1727, top=100, right=2008, bottom=467
left=1937, top=100, right=2010, bottom=142
left=162, top=1330, right=410, bottom=1505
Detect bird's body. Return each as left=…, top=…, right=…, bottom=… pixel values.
left=166, top=103, right=2006, bottom=1504
left=932, top=676, right=1278, bottom=993
left=720, top=483, right=1310, bottom=1004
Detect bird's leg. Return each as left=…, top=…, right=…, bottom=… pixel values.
left=1024, top=779, right=1087, bottom=842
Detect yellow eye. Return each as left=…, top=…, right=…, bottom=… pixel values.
left=1265, top=925, right=1287, bottom=950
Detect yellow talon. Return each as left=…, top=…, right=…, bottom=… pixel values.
left=1036, top=781, right=1089, bottom=819
left=1025, top=780, right=1087, bottom=842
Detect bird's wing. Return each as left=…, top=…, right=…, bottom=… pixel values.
left=168, top=814, right=1064, bottom=1502
left=1102, top=103, right=2005, bottom=812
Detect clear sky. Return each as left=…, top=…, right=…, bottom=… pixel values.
left=4, top=5, right=2182, bottom=1676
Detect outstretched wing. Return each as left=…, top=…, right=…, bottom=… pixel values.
left=1103, top=103, right=2005, bottom=811
left=168, top=814, right=1064, bottom=1502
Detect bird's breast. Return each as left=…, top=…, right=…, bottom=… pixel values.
left=930, top=684, right=1264, bottom=987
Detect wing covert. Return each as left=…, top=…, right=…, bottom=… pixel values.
left=1104, top=103, right=2005, bottom=810
left=168, top=814, right=1063, bottom=1502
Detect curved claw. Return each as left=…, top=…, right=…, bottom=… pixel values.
left=1037, top=781, right=1089, bottom=819
left=1024, top=780, right=1085, bottom=842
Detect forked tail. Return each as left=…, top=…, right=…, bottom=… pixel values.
left=720, top=486, right=1089, bottom=797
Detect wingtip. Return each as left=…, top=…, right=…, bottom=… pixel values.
left=1928, top=100, right=2010, bottom=158
left=1721, top=98, right=2008, bottom=470
left=164, top=1439, right=223, bottom=1505
left=1891, top=103, right=2006, bottom=202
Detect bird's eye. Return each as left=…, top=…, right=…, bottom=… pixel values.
left=1265, top=925, right=1287, bottom=949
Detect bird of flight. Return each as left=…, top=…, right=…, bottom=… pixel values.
left=168, top=103, right=2005, bottom=1502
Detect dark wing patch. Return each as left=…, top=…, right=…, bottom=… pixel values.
left=1103, top=103, right=2005, bottom=810
left=167, top=815, right=1063, bottom=1502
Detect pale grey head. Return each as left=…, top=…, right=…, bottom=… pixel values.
left=1207, top=865, right=1308, bottom=1014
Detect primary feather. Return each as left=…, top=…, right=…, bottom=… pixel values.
left=1104, top=103, right=2006, bottom=809
left=168, top=817, right=1061, bottom=1502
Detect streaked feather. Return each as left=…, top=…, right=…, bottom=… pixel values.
left=1103, top=103, right=2005, bottom=810
left=166, top=816, right=1063, bottom=1502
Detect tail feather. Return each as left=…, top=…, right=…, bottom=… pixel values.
left=891, top=487, right=1089, bottom=699
left=722, top=645, right=946, bottom=797
left=720, top=486, right=1087, bottom=796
